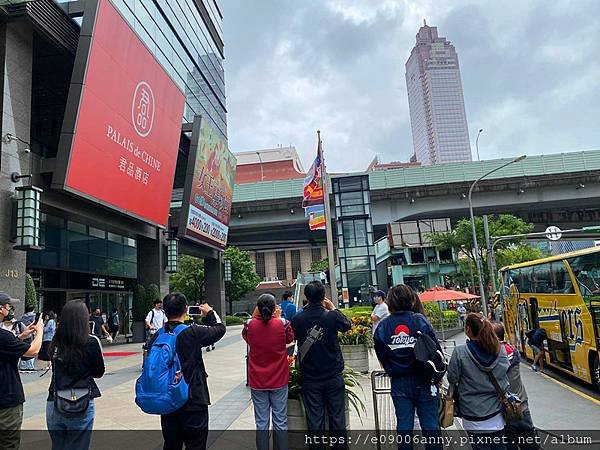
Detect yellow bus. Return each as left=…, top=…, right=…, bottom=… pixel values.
left=499, top=246, right=600, bottom=390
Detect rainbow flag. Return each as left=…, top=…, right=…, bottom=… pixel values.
left=309, top=209, right=326, bottom=230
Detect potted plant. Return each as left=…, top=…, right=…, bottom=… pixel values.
left=287, top=356, right=366, bottom=435
left=131, top=284, right=147, bottom=343
left=338, top=316, right=373, bottom=373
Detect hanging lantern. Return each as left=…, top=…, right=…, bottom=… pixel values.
left=166, top=236, right=179, bottom=273
left=14, top=185, right=42, bottom=251
left=224, top=258, right=232, bottom=282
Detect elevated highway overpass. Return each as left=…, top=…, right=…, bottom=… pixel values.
left=172, top=150, right=600, bottom=250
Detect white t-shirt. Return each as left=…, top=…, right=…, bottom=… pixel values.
left=372, top=302, right=390, bottom=333
left=461, top=412, right=505, bottom=432
left=145, top=308, right=166, bottom=334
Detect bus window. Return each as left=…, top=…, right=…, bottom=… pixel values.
left=567, top=253, right=600, bottom=303
left=551, top=261, right=573, bottom=293
left=531, top=263, right=552, bottom=293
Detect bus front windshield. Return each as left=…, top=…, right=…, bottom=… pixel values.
left=568, top=253, right=600, bottom=300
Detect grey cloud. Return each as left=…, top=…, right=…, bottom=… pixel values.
left=221, top=0, right=600, bottom=171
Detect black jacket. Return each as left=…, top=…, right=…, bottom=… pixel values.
left=48, top=335, right=105, bottom=401
left=291, top=303, right=351, bottom=382
left=150, top=311, right=226, bottom=410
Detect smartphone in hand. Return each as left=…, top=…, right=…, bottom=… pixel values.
left=188, top=305, right=201, bottom=316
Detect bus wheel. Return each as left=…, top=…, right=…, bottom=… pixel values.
left=591, top=353, right=600, bottom=390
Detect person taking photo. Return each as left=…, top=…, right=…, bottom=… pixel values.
left=291, top=281, right=351, bottom=450
left=243, top=294, right=295, bottom=450
left=152, top=293, right=226, bottom=450
left=0, top=292, right=44, bottom=450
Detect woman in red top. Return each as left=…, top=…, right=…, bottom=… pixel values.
left=242, top=294, right=295, bottom=450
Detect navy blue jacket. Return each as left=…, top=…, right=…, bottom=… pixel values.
left=374, top=311, right=440, bottom=378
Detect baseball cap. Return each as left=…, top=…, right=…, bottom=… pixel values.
left=0, top=291, right=13, bottom=306
left=375, top=290, right=386, bottom=298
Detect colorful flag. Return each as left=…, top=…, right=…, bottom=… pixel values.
left=303, top=134, right=326, bottom=231
left=303, top=152, right=323, bottom=202
left=309, top=209, right=326, bottom=230
left=304, top=204, right=324, bottom=218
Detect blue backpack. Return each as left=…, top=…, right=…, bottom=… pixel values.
left=135, top=324, right=189, bottom=415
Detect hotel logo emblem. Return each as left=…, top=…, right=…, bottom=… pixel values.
left=132, top=81, right=155, bottom=137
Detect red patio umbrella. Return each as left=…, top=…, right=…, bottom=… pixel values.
left=418, top=287, right=479, bottom=345
left=418, top=286, right=480, bottom=302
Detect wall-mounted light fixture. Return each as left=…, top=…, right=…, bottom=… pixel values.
left=13, top=185, right=43, bottom=250
left=460, top=193, right=467, bottom=199
left=517, top=187, right=525, bottom=195
left=163, top=230, right=178, bottom=273
left=576, top=182, right=585, bottom=190
left=409, top=197, right=415, bottom=204
left=290, top=208, right=295, bottom=215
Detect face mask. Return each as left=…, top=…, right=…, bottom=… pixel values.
left=4, top=309, right=14, bottom=322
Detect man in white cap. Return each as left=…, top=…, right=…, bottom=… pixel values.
left=0, top=292, right=43, bottom=450
left=371, top=290, right=390, bottom=334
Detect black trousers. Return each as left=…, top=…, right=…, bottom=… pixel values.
left=302, top=374, right=348, bottom=450
left=161, top=406, right=209, bottom=450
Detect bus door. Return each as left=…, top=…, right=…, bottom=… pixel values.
left=590, top=303, right=600, bottom=354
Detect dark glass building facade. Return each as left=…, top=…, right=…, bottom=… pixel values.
left=0, top=0, right=227, bottom=323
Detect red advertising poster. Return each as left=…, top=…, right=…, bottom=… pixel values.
left=183, top=118, right=236, bottom=249
left=61, top=0, right=185, bottom=226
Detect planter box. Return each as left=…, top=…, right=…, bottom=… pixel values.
left=341, top=344, right=369, bottom=373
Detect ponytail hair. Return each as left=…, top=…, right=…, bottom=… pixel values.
left=256, top=294, right=276, bottom=325
left=465, top=313, right=500, bottom=356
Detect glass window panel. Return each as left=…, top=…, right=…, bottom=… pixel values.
left=68, top=221, right=86, bottom=234
left=346, top=257, right=370, bottom=271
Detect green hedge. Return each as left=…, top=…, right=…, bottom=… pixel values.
left=225, top=315, right=245, bottom=326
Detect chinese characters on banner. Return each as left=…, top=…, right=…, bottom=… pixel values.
left=183, top=118, right=237, bottom=249
left=57, top=0, right=185, bottom=226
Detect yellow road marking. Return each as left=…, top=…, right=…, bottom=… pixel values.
left=539, top=372, right=600, bottom=405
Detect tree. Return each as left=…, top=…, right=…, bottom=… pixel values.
left=224, top=246, right=260, bottom=314
left=430, top=214, right=535, bottom=288
left=25, top=273, right=37, bottom=310
left=310, top=258, right=328, bottom=273
left=131, top=284, right=147, bottom=321
left=169, top=255, right=205, bottom=302
left=496, top=245, right=544, bottom=270
left=145, top=283, right=161, bottom=312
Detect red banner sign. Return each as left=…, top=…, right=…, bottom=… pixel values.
left=61, top=0, right=185, bottom=226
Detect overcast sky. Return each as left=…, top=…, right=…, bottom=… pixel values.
left=220, top=0, right=600, bottom=172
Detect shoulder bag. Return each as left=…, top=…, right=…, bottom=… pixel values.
left=53, top=355, right=92, bottom=417
left=486, top=371, right=523, bottom=423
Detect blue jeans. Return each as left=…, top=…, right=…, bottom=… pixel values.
left=391, top=376, right=442, bottom=450
left=46, top=400, right=94, bottom=450
left=251, top=387, right=288, bottom=450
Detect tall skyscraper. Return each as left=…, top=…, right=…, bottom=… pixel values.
left=406, top=21, right=472, bottom=165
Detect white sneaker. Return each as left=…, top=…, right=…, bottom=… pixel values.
left=530, top=364, right=538, bottom=372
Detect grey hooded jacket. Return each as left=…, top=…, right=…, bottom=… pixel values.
left=448, top=342, right=510, bottom=421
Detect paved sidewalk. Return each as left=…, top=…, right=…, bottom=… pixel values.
left=17, top=325, right=600, bottom=449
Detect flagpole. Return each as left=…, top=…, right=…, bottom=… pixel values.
left=318, top=130, right=339, bottom=305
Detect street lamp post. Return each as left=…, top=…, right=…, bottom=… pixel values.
left=475, top=128, right=483, bottom=161
left=468, top=154, right=526, bottom=317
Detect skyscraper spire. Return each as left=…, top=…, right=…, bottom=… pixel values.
left=423, top=18, right=427, bottom=26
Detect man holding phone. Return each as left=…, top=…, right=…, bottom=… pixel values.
left=0, top=292, right=44, bottom=450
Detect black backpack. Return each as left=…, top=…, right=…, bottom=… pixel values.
left=411, top=314, right=447, bottom=384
